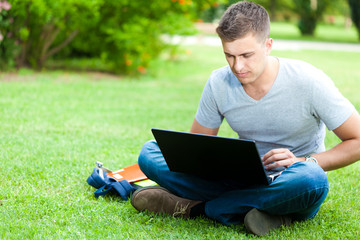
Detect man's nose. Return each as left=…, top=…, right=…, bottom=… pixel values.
left=233, top=57, right=244, bottom=72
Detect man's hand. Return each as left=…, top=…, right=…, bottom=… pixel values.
left=262, top=148, right=302, bottom=170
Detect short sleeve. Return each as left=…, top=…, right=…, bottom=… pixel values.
left=311, top=69, right=356, bottom=131
left=195, top=78, right=224, bottom=129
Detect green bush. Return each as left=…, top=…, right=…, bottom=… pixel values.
left=294, top=0, right=329, bottom=36
left=1, top=0, right=98, bottom=70
left=0, top=0, right=19, bottom=68
left=67, top=0, right=221, bottom=75
left=0, top=0, right=219, bottom=75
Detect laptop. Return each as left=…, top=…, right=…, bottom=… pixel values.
left=151, top=128, right=278, bottom=187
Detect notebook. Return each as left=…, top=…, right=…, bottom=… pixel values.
left=107, top=163, right=148, bottom=183
left=151, top=128, right=273, bottom=186
left=103, top=163, right=157, bottom=187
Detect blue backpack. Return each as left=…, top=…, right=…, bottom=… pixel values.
left=86, top=162, right=138, bottom=200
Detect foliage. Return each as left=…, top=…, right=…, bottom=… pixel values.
left=348, top=0, right=360, bottom=40
left=325, top=0, right=350, bottom=16
left=293, top=0, right=329, bottom=36
left=0, top=0, right=18, bottom=68
left=200, top=0, right=356, bottom=41
left=0, top=0, right=99, bottom=70
left=66, top=0, right=220, bottom=75
left=201, top=0, right=351, bottom=27
left=0, top=0, right=219, bottom=74
left=201, top=0, right=296, bottom=23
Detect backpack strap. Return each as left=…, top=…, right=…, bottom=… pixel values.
left=94, top=185, right=113, bottom=198
left=87, top=167, right=137, bottom=200
left=108, top=180, right=136, bottom=200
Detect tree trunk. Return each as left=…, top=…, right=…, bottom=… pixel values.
left=269, top=0, right=277, bottom=21
left=37, top=28, right=79, bottom=69
left=347, top=0, right=360, bottom=41
left=16, top=2, right=31, bottom=68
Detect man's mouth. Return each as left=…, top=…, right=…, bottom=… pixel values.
left=236, top=72, right=249, bottom=77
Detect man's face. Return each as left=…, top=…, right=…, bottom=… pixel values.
left=221, top=33, right=272, bottom=86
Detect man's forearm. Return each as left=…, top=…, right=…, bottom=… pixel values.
left=313, top=138, right=360, bottom=171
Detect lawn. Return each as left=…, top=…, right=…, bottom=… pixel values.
left=270, top=21, right=360, bottom=43
left=0, top=45, right=360, bottom=239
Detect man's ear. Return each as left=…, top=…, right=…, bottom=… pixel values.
left=265, top=38, right=273, bottom=56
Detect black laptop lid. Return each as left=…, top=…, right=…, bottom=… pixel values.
left=151, top=128, right=270, bottom=186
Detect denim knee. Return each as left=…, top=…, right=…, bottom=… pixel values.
left=280, top=162, right=329, bottom=203
left=285, top=161, right=329, bottom=219
left=138, top=140, right=158, bottom=169
left=289, top=161, right=329, bottom=190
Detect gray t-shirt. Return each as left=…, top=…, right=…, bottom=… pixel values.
left=195, top=57, right=355, bottom=158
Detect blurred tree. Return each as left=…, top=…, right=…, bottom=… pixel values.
left=348, top=0, right=360, bottom=40
left=293, top=0, right=329, bottom=36
left=0, top=0, right=18, bottom=68
left=68, top=0, right=203, bottom=74
left=1, top=0, right=221, bottom=74
left=3, top=0, right=98, bottom=69
left=255, top=0, right=294, bottom=21
left=201, top=0, right=294, bottom=22
left=93, top=0, right=223, bottom=75
left=325, top=0, right=350, bottom=16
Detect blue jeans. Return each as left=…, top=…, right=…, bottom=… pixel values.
left=138, top=140, right=329, bottom=225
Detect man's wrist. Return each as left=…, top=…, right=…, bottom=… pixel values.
left=304, top=155, right=318, bottom=164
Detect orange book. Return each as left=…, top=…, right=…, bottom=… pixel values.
left=107, top=163, right=148, bottom=183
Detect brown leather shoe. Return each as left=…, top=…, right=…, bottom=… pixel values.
left=244, top=208, right=292, bottom=236
left=130, top=186, right=202, bottom=218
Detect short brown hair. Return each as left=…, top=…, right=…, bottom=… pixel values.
left=216, top=1, right=270, bottom=42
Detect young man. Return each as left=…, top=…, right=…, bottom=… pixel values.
left=130, top=1, right=360, bottom=236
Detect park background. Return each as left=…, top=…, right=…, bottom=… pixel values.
left=1, top=0, right=360, bottom=239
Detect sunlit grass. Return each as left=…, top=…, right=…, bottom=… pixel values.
left=0, top=46, right=359, bottom=239
left=270, top=21, right=359, bottom=43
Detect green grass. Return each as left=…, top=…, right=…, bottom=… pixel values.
left=1, top=45, right=360, bottom=239
left=269, top=21, right=360, bottom=43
